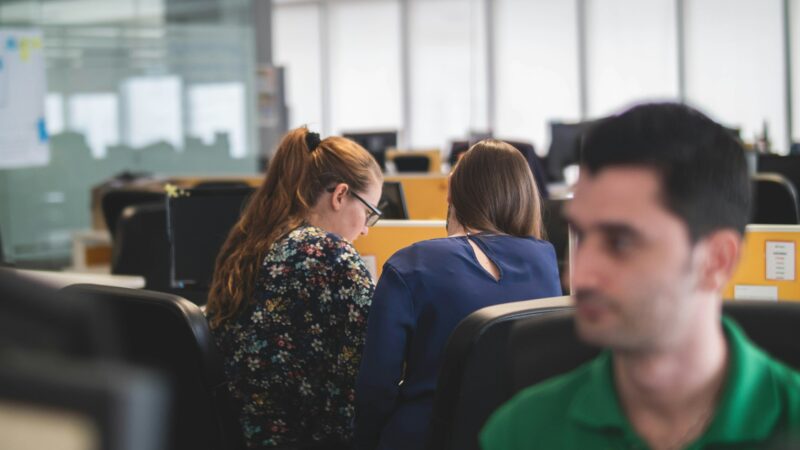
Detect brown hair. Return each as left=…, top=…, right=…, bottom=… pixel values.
left=449, top=139, right=543, bottom=238
left=206, top=127, right=382, bottom=329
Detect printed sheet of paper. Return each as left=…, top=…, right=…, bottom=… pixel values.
left=0, top=28, right=49, bottom=168
left=734, top=285, right=778, bottom=301
left=766, top=241, right=795, bottom=281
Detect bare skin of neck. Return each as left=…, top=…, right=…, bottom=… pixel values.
left=614, top=301, right=728, bottom=450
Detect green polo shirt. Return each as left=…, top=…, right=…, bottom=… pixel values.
left=481, top=317, right=800, bottom=450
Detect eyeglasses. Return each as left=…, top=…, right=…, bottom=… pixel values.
left=327, top=186, right=383, bottom=227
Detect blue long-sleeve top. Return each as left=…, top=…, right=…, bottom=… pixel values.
left=354, top=233, right=561, bottom=450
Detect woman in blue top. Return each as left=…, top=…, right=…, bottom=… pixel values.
left=354, top=140, right=562, bottom=450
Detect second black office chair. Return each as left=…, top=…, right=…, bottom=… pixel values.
left=61, top=284, right=244, bottom=450
left=428, top=297, right=578, bottom=450
left=751, top=173, right=800, bottom=224
left=393, top=155, right=431, bottom=172
left=112, top=203, right=172, bottom=292
left=429, top=299, right=800, bottom=450
left=101, top=189, right=165, bottom=241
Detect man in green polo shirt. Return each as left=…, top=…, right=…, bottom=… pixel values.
left=481, top=103, right=800, bottom=450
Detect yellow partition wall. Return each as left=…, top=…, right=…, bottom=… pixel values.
left=723, top=225, right=800, bottom=301
left=385, top=174, right=448, bottom=220
left=353, top=220, right=447, bottom=278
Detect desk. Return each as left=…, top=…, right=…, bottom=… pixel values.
left=3, top=268, right=145, bottom=289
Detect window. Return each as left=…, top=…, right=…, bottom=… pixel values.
left=188, top=82, right=247, bottom=158
left=585, top=0, right=679, bottom=117
left=328, top=0, right=402, bottom=135
left=273, top=3, right=323, bottom=130
left=408, top=0, right=485, bottom=149
left=685, top=0, right=787, bottom=151
left=494, top=0, right=581, bottom=153
left=121, top=75, right=183, bottom=149
left=67, top=93, right=119, bottom=158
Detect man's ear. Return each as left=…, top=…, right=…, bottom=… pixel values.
left=329, top=183, right=349, bottom=211
left=697, top=230, right=742, bottom=292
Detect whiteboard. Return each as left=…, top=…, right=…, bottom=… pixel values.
left=0, top=28, right=50, bottom=169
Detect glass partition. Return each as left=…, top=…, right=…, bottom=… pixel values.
left=0, top=0, right=257, bottom=266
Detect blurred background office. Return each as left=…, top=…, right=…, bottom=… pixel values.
left=2, top=0, right=800, bottom=271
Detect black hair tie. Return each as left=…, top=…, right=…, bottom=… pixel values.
left=306, top=132, right=321, bottom=153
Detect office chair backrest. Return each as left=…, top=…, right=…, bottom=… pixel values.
left=758, top=154, right=800, bottom=192
left=193, top=180, right=252, bottom=190
left=503, top=140, right=550, bottom=198
left=112, top=203, right=172, bottom=292
left=751, top=173, right=800, bottom=224
left=546, top=121, right=592, bottom=182
left=343, top=130, right=398, bottom=171
left=393, top=154, right=431, bottom=172
left=430, top=299, right=800, bottom=450
left=449, top=141, right=470, bottom=167
left=101, top=189, right=165, bottom=240
left=61, top=284, right=244, bottom=450
left=428, top=296, right=577, bottom=450
left=541, top=198, right=569, bottom=294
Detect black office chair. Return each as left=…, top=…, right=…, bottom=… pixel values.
left=193, top=180, right=252, bottom=190
left=751, top=173, right=800, bottom=224
left=502, top=140, right=550, bottom=199
left=393, top=155, right=431, bottom=172
left=545, top=121, right=593, bottom=182
left=449, top=141, right=470, bottom=167
left=61, top=284, right=244, bottom=450
left=758, top=154, right=800, bottom=204
left=428, top=297, right=576, bottom=450
left=0, top=270, right=169, bottom=450
left=101, top=189, right=165, bottom=241
left=541, top=198, right=569, bottom=294
left=428, top=299, right=800, bottom=450
left=112, top=203, right=172, bottom=292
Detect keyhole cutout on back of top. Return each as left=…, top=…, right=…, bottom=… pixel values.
left=466, top=237, right=500, bottom=281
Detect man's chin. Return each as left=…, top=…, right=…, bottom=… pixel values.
left=575, top=317, right=615, bottom=347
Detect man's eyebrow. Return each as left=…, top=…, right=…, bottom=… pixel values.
left=567, top=220, right=643, bottom=239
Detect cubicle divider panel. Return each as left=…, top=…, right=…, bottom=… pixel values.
left=353, top=220, right=447, bottom=279
left=724, top=225, right=800, bottom=301
left=385, top=174, right=448, bottom=220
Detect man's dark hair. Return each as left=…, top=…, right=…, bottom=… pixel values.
left=580, top=102, right=751, bottom=242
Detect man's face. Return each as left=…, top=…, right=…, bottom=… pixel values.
left=564, top=167, right=706, bottom=353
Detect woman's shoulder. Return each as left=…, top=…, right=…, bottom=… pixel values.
left=391, top=236, right=461, bottom=258
left=487, top=234, right=555, bottom=251
left=263, top=225, right=358, bottom=264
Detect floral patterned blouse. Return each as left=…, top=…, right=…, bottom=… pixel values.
left=210, top=224, right=374, bottom=449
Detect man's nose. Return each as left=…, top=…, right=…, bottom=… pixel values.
left=571, top=238, right=603, bottom=291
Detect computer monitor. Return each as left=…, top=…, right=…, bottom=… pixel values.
left=547, top=121, right=592, bottom=182
left=343, top=131, right=398, bottom=171
left=167, top=186, right=254, bottom=289
left=379, top=181, right=409, bottom=220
